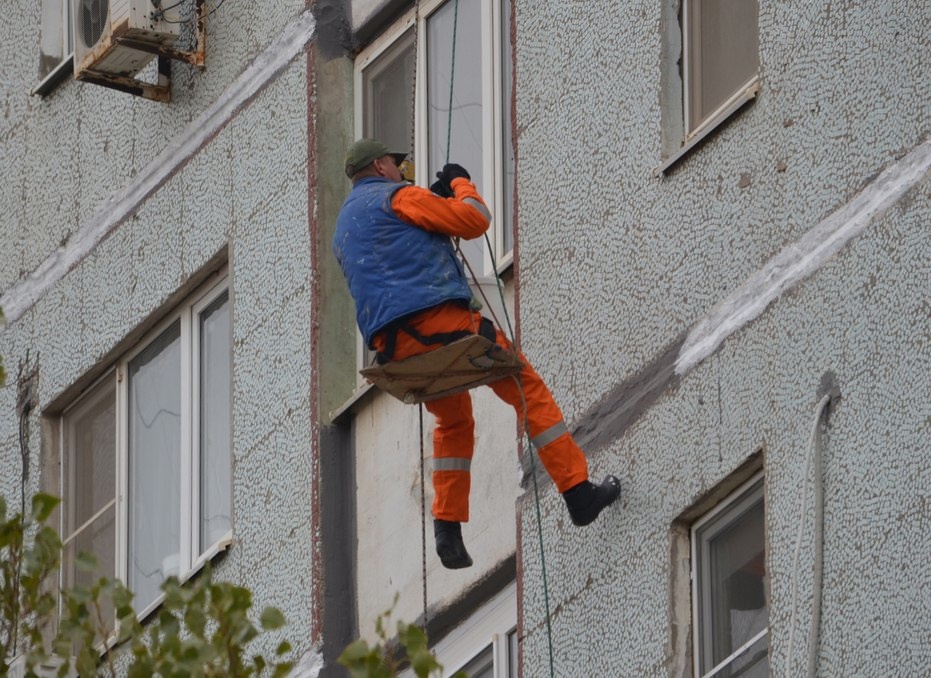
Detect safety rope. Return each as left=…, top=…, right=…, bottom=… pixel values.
left=438, top=1, right=555, bottom=673
left=459, top=238, right=555, bottom=678
left=409, top=0, right=430, bottom=635
left=414, top=1, right=556, bottom=673
left=445, top=0, right=460, bottom=166
left=419, top=405, right=429, bottom=630
left=515, top=377, right=557, bottom=676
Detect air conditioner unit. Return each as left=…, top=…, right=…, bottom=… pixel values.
left=72, top=0, right=181, bottom=82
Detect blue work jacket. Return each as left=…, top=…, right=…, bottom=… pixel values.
left=333, top=177, right=472, bottom=347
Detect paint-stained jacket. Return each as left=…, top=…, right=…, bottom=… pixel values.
left=333, top=176, right=491, bottom=347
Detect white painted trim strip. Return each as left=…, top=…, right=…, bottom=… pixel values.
left=676, top=139, right=931, bottom=375
left=0, top=9, right=317, bottom=330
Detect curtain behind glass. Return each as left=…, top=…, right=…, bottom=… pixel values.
left=128, top=322, right=181, bottom=613
left=706, top=495, right=767, bottom=676
left=428, top=0, right=485, bottom=272
left=199, top=293, right=232, bottom=553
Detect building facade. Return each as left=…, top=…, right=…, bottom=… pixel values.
left=1, top=0, right=929, bottom=676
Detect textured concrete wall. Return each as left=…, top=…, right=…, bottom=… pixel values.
left=0, top=1, right=317, bottom=667
left=514, top=0, right=931, bottom=674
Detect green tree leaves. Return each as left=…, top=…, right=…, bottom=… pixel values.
left=1, top=492, right=293, bottom=677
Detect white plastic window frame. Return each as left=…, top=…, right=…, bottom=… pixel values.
left=352, top=0, right=514, bottom=383
left=656, top=0, right=760, bottom=175
left=400, top=581, right=517, bottom=678
left=690, top=471, right=767, bottom=678
left=34, top=0, right=74, bottom=96
left=59, top=272, right=233, bottom=622
left=681, top=0, right=760, bottom=141
left=60, top=369, right=118, bottom=589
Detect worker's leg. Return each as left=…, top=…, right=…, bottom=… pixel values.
left=486, top=330, right=589, bottom=493
left=486, top=325, right=619, bottom=527
left=424, top=391, right=474, bottom=523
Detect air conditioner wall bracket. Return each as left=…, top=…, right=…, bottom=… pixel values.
left=79, top=56, right=172, bottom=102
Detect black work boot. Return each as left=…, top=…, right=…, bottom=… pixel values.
left=562, top=476, right=621, bottom=526
left=434, top=519, right=473, bottom=569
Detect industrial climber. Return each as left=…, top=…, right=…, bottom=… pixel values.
left=332, top=138, right=620, bottom=570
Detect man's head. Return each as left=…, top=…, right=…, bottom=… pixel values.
left=344, top=138, right=408, bottom=183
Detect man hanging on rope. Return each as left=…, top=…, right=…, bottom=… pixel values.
left=333, top=138, right=620, bottom=569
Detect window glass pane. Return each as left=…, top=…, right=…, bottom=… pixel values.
left=696, top=482, right=768, bottom=677
left=501, top=0, right=515, bottom=255
left=428, top=0, right=485, bottom=270
left=507, top=628, right=519, bottom=677
left=687, top=0, right=760, bottom=130
left=456, top=644, right=494, bottom=678
left=199, top=292, right=232, bottom=552
left=62, top=376, right=116, bottom=627
left=39, top=0, right=69, bottom=79
left=363, top=33, right=415, bottom=156
left=128, top=322, right=182, bottom=613
left=360, top=35, right=416, bottom=369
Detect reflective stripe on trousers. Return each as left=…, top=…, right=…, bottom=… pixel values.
left=404, top=304, right=589, bottom=522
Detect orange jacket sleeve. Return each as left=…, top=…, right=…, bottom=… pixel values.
left=391, top=178, right=492, bottom=239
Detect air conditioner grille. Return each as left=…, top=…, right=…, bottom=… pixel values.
left=79, top=0, right=109, bottom=48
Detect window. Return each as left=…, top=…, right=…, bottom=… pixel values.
left=691, top=473, right=768, bottom=678
left=353, top=0, right=516, bottom=374
left=400, top=582, right=518, bottom=678
left=683, top=0, right=759, bottom=138
left=60, top=275, right=232, bottom=618
left=658, top=0, right=759, bottom=173
left=35, top=0, right=73, bottom=94
left=355, top=0, right=515, bottom=273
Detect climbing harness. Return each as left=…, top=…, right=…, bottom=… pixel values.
left=361, top=334, right=523, bottom=404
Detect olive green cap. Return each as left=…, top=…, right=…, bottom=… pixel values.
left=344, top=138, right=408, bottom=178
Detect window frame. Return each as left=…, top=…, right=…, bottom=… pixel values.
left=59, top=272, right=233, bottom=621
left=690, top=471, right=768, bottom=678
left=352, top=0, right=515, bottom=381
left=60, top=368, right=118, bottom=594
left=34, top=0, right=74, bottom=96
left=681, top=0, right=760, bottom=141
left=353, top=0, right=514, bottom=270
left=400, top=581, right=518, bottom=678
left=656, top=0, right=760, bottom=175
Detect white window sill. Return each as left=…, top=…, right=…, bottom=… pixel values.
left=8, top=654, right=72, bottom=677
left=329, top=381, right=376, bottom=423
left=32, top=56, right=73, bottom=97
left=495, top=250, right=514, bottom=276
left=134, top=533, right=233, bottom=623
left=654, top=77, right=760, bottom=176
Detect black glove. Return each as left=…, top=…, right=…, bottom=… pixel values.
left=435, top=163, right=471, bottom=195
left=440, top=163, right=470, bottom=182
left=430, top=179, right=454, bottom=198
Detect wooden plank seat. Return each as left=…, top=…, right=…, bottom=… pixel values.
left=360, top=334, right=524, bottom=404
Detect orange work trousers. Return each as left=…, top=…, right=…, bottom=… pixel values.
left=373, top=301, right=589, bottom=522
